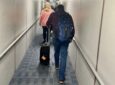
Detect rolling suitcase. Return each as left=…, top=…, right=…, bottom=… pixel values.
left=40, top=44, right=50, bottom=65
left=39, top=28, right=50, bottom=65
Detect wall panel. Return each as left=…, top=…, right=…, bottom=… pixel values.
left=0, top=0, right=38, bottom=84
left=76, top=49, right=95, bottom=85
left=15, top=35, right=27, bottom=69
left=66, top=0, right=104, bottom=85
left=26, top=0, right=35, bottom=29
left=0, top=48, right=15, bottom=85
left=98, top=0, right=115, bottom=84
left=26, top=27, right=35, bottom=48
left=68, top=42, right=77, bottom=71
left=77, top=0, right=103, bottom=67
left=0, top=0, right=15, bottom=54
left=14, top=0, right=27, bottom=37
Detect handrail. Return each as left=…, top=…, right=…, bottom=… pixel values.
left=73, top=38, right=104, bottom=85
left=0, top=19, right=39, bottom=60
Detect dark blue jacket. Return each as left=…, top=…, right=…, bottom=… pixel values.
left=47, top=10, right=75, bottom=42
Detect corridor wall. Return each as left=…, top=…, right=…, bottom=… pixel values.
left=66, top=0, right=103, bottom=84
left=97, top=0, right=115, bottom=85
left=64, top=0, right=115, bottom=85
left=0, top=0, right=38, bottom=85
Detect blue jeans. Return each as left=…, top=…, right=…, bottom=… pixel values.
left=53, top=38, right=69, bottom=81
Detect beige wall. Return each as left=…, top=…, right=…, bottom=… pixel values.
left=0, top=0, right=15, bottom=54
left=66, top=0, right=102, bottom=84
left=0, top=0, right=38, bottom=85
left=98, top=0, right=115, bottom=84
left=65, top=0, right=115, bottom=85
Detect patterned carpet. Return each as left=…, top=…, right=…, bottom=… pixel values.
left=9, top=33, right=78, bottom=85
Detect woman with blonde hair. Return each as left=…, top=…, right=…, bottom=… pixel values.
left=39, top=2, right=54, bottom=43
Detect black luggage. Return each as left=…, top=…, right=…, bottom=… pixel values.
left=39, top=28, right=50, bottom=65
left=40, top=44, right=50, bottom=65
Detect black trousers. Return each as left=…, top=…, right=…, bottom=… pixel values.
left=43, top=26, right=48, bottom=42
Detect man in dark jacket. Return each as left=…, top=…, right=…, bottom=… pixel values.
left=47, top=4, right=75, bottom=84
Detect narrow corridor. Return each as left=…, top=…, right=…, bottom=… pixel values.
left=1, top=0, right=115, bottom=85
left=9, top=31, right=78, bottom=85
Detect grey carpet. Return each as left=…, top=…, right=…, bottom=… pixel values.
left=9, top=33, right=78, bottom=85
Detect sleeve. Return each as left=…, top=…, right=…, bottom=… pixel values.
left=70, top=15, right=75, bottom=39
left=46, top=13, right=54, bottom=27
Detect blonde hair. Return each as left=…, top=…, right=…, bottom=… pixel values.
left=44, top=2, right=51, bottom=10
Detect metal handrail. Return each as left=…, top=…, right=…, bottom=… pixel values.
left=0, top=19, right=39, bottom=60
left=73, top=38, right=104, bottom=85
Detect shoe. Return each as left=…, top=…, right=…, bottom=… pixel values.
left=59, top=80, right=64, bottom=84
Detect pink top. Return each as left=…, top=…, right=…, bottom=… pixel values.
left=39, top=9, right=54, bottom=26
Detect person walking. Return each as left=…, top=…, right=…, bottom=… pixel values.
left=39, top=2, right=54, bottom=43
left=47, top=4, right=75, bottom=84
